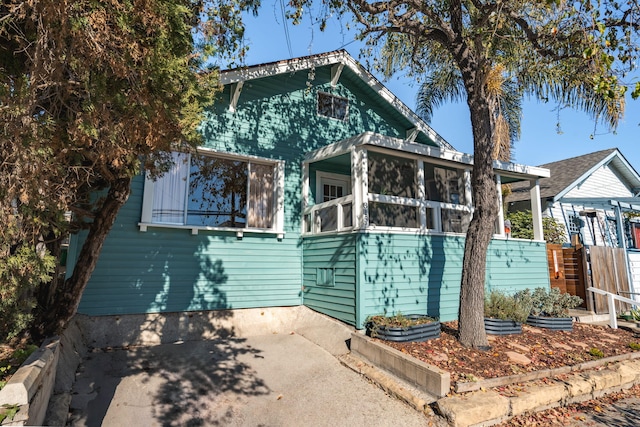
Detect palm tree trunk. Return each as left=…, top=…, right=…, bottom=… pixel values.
left=457, top=67, right=499, bottom=349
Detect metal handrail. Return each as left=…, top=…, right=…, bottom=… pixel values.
left=586, top=287, right=639, bottom=329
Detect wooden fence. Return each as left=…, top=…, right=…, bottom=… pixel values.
left=546, top=244, right=631, bottom=314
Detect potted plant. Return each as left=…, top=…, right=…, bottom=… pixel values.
left=516, top=287, right=583, bottom=331
left=484, top=290, right=531, bottom=335
left=365, top=313, right=440, bottom=342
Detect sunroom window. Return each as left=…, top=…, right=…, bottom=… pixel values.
left=141, top=151, right=283, bottom=233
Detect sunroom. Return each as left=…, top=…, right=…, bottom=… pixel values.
left=300, top=132, right=552, bottom=329
left=302, top=131, right=548, bottom=237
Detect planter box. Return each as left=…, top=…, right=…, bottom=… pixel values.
left=527, top=315, right=573, bottom=331
left=484, top=317, right=522, bottom=335
left=366, top=316, right=440, bottom=342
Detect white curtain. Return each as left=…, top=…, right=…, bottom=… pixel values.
left=152, top=152, right=189, bottom=224
left=248, top=163, right=274, bottom=228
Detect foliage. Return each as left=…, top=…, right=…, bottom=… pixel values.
left=506, top=210, right=567, bottom=244
left=630, top=308, right=640, bottom=322
left=0, top=344, right=38, bottom=392
left=515, top=287, right=583, bottom=318
left=285, top=0, right=640, bottom=349
left=484, top=290, right=532, bottom=324
left=0, top=0, right=259, bottom=338
left=629, top=342, right=640, bottom=350
left=589, top=347, right=605, bottom=359
left=0, top=404, right=20, bottom=424
left=0, top=244, right=55, bottom=341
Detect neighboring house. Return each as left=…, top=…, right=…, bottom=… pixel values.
left=505, top=148, right=640, bottom=297
left=67, top=51, right=551, bottom=329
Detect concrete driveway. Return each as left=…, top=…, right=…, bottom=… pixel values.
left=60, top=308, right=437, bottom=426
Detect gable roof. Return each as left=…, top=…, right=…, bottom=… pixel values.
left=219, top=50, right=454, bottom=151
left=506, top=148, right=640, bottom=203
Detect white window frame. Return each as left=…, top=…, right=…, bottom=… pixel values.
left=317, top=91, right=349, bottom=121
left=315, top=171, right=351, bottom=204
left=140, top=148, right=285, bottom=238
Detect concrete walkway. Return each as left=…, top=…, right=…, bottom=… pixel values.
left=56, top=308, right=443, bottom=427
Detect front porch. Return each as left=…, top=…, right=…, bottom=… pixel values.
left=301, top=132, right=549, bottom=238
left=300, top=132, right=552, bottom=329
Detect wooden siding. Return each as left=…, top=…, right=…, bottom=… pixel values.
left=75, top=175, right=302, bottom=316
left=485, top=239, right=551, bottom=293
left=356, top=234, right=549, bottom=328
left=71, top=64, right=422, bottom=316
left=302, top=234, right=357, bottom=325
left=628, top=251, right=640, bottom=301
left=564, top=164, right=634, bottom=199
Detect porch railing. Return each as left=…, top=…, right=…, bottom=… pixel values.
left=303, top=192, right=472, bottom=235
left=303, top=195, right=354, bottom=234
left=586, top=287, right=639, bottom=329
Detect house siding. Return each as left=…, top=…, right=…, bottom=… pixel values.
left=74, top=175, right=303, bottom=315
left=564, top=164, right=634, bottom=199
left=302, top=234, right=358, bottom=325
left=354, top=234, right=549, bottom=328
left=70, top=64, right=424, bottom=316
left=628, top=251, right=640, bottom=300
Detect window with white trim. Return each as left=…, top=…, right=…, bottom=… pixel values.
left=317, top=92, right=348, bottom=121
left=141, top=151, right=284, bottom=232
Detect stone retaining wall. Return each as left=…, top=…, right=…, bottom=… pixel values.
left=436, top=359, right=640, bottom=427
left=0, top=338, right=60, bottom=426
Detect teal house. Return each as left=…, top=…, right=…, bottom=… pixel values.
left=68, top=51, right=551, bottom=329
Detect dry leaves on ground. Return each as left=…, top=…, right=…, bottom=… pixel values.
left=381, top=322, right=640, bottom=390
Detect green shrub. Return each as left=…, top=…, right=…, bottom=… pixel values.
left=505, top=210, right=567, bottom=244
left=484, top=290, right=532, bottom=323
left=0, top=245, right=55, bottom=341
left=515, top=287, right=583, bottom=318
left=589, top=347, right=604, bottom=358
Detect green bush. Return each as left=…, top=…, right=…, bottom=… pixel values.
left=484, top=289, right=532, bottom=323
left=514, top=287, right=583, bottom=318
left=505, top=210, right=567, bottom=244
left=0, top=245, right=55, bottom=342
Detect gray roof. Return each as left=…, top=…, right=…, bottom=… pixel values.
left=506, top=148, right=619, bottom=203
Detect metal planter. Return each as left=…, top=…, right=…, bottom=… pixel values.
left=367, top=316, right=441, bottom=342
left=484, top=317, right=523, bottom=335
left=526, top=315, right=573, bottom=331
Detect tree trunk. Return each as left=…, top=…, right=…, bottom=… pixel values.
left=457, top=73, right=499, bottom=349
left=32, top=176, right=132, bottom=338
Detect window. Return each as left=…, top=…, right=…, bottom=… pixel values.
left=567, top=213, right=583, bottom=236
left=141, top=151, right=283, bottom=232
left=317, top=92, right=348, bottom=121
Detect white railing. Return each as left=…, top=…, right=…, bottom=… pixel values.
left=368, top=193, right=472, bottom=233
left=587, top=287, right=639, bottom=329
left=303, top=195, right=354, bottom=234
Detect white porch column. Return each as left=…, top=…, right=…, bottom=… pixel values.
left=351, top=147, right=369, bottom=230
left=464, top=168, right=472, bottom=207
left=496, top=174, right=505, bottom=237
left=530, top=179, right=544, bottom=240
left=417, top=159, right=427, bottom=231
left=301, top=161, right=310, bottom=233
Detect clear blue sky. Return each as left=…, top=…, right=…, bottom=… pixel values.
left=238, top=3, right=640, bottom=170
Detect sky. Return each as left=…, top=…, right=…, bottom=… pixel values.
left=238, top=3, right=640, bottom=170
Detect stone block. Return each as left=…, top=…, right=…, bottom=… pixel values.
left=615, top=362, right=640, bottom=385
left=437, top=390, right=509, bottom=427
left=562, top=374, right=593, bottom=398
left=585, top=369, right=622, bottom=391
left=509, top=382, right=566, bottom=416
